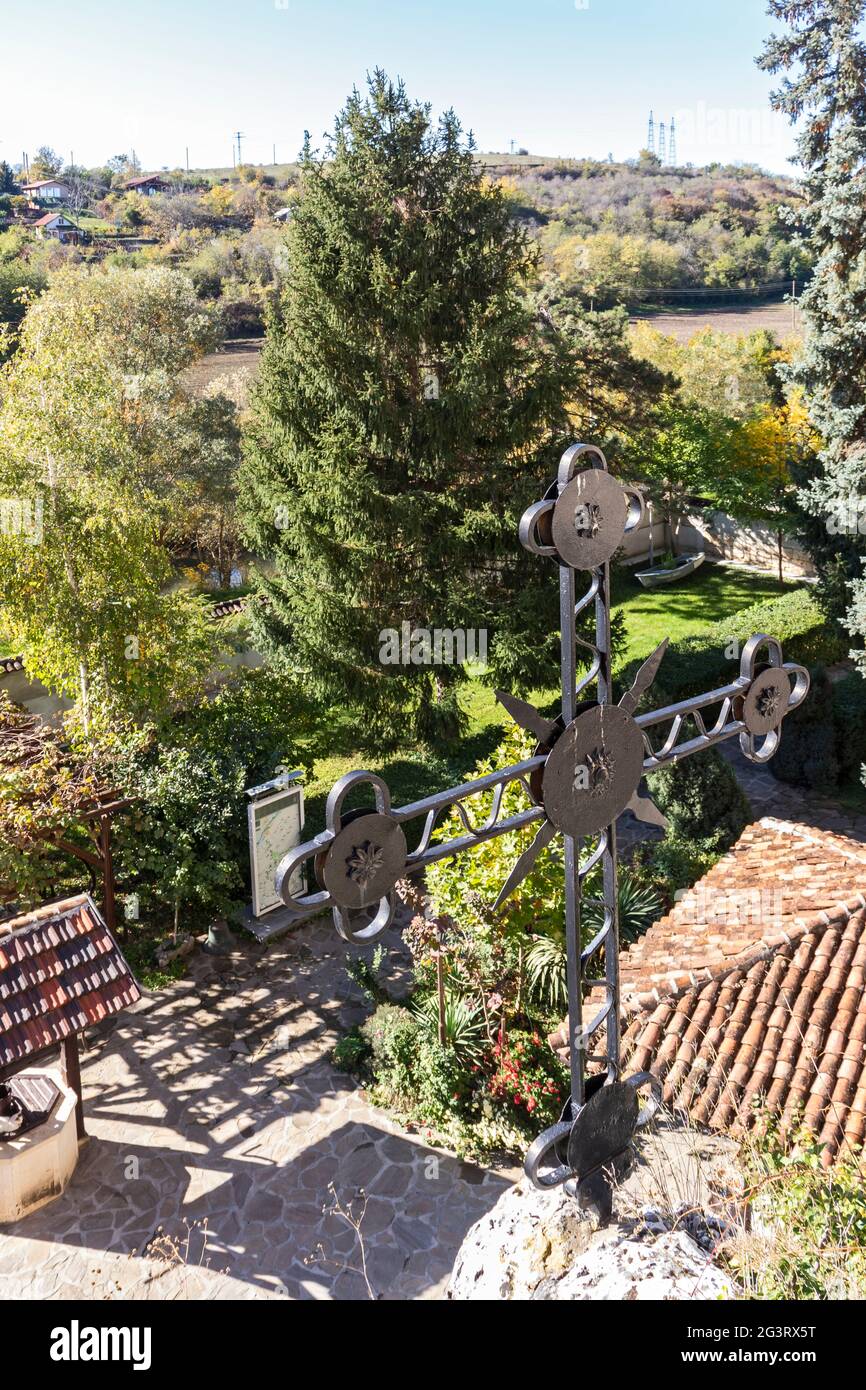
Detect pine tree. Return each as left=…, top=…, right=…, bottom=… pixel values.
left=241, top=73, right=620, bottom=747
left=758, top=2, right=866, bottom=652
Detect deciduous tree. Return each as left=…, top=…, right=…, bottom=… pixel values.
left=0, top=267, right=225, bottom=729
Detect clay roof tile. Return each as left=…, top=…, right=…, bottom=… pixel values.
left=562, top=819, right=866, bottom=1166
left=0, top=895, right=140, bottom=1073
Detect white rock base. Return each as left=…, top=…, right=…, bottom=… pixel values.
left=448, top=1178, right=737, bottom=1301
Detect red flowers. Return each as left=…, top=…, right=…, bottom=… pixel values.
left=486, top=1029, right=568, bottom=1129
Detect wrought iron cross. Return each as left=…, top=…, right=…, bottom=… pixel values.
left=259, top=443, right=810, bottom=1212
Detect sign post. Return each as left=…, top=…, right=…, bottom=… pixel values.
left=246, top=772, right=305, bottom=920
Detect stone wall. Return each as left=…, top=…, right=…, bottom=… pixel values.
left=620, top=508, right=814, bottom=581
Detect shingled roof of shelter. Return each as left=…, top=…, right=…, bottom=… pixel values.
left=0, top=894, right=141, bottom=1073
left=549, top=819, right=866, bottom=1166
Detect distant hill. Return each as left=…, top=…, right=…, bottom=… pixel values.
left=185, top=152, right=805, bottom=309
left=491, top=156, right=807, bottom=309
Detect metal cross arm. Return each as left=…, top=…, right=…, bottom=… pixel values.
left=266, top=441, right=810, bottom=1214
left=267, top=756, right=550, bottom=944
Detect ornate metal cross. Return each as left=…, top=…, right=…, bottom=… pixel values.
left=260, top=443, right=810, bottom=1212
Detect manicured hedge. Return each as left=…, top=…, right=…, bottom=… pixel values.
left=652, top=746, right=752, bottom=850
left=618, top=588, right=847, bottom=707
left=832, top=671, right=866, bottom=781
left=770, top=665, right=840, bottom=792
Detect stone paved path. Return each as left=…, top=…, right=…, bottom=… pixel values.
left=720, top=742, right=866, bottom=845
left=0, top=918, right=515, bottom=1301
left=617, top=740, right=866, bottom=859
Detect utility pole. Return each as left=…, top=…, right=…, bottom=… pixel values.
left=668, top=116, right=677, bottom=166
left=233, top=130, right=244, bottom=168
left=647, top=110, right=655, bottom=156
left=273, top=142, right=276, bottom=165
left=186, top=146, right=189, bottom=172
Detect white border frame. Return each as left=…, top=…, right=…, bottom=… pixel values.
left=247, top=783, right=305, bottom=918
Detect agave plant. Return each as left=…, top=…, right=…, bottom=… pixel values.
left=525, top=932, right=570, bottom=1014
left=585, top=874, right=662, bottom=947
left=413, top=990, right=486, bottom=1060
left=526, top=871, right=661, bottom=1013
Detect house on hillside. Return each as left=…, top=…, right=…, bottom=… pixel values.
left=22, top=177, right=70, bottom=205
left=123, top=174, right=170, bottom=196
left=33, top=212, right=83, bottom=245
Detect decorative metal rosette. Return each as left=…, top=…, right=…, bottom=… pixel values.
left=737, top=635, right=810, bottom=761
left=519, top=443, right=644, bottom=570
left=543, top=704, right=646, bottom=840
left=273, top=772, right=407, bottom=945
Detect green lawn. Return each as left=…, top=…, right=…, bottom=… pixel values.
left=611, top=562, right=797, bottom=671
left=297, top=562, right=797, bottom=832
left=53, top=207, right=116, bottom=233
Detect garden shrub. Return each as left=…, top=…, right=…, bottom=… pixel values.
left=733, top=1121, right=866, bottom=1300
left=358, top=1001, right=476, bottom=1128
left=487, top=1029, right=569, bottom=1133
left=619, top=587, right=846, bottom=708
left=105, top=669, right=308, bottom=933
left=413, top=1040, right=475, bottom=1125
left=631, top=833, right=722, bottom=909
left=832, top=670, right=866, bottom=782
left=332, top=1028, right=371, bottom=1076
left=413, top=990, right=485, bottom=1059
left=652, top=745, right=751, bottom=851
left=770, top=665, right=839, bottom=792
left=360, top=1003, right=420, bottom=1099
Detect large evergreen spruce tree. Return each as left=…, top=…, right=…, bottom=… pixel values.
left=241, top=73, right=652, bottom=747
left=758, top=2, right=866, bottom=652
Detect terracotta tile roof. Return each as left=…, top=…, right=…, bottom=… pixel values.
left=123, top=175, right=169, bottom=190
left=32, top=212, right=77, bottom=228
left=209, top=597, right=246, bottom=621
left=0, top=894, right=141, bottom=1073
left=549, top=819, right=866, bottom=1166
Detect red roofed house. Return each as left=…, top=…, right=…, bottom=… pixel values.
left=550, top=818, right=866, bottom=1168
left=123, top=174, right=170, bottom=196
left=33, top=212, right=82, bottom=245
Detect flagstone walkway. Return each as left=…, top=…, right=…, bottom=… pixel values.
left=0, top=918, right=515, bottom=1301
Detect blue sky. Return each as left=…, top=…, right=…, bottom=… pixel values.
left=1, top=0, right=797, bottom=174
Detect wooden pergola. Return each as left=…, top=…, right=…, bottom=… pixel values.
left=0, top=694, right=132, bottom=937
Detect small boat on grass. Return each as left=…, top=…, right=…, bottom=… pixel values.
left=635, top=551, right=706, bottom=588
